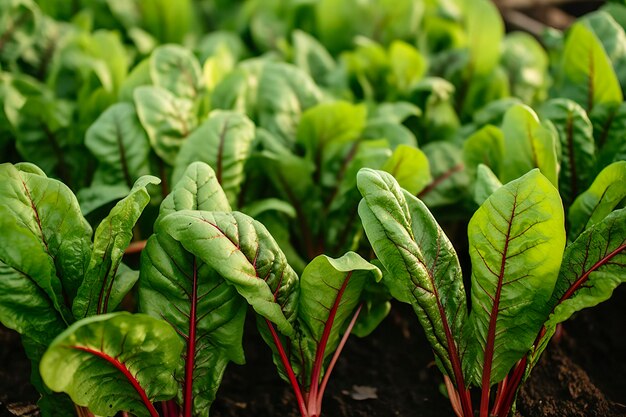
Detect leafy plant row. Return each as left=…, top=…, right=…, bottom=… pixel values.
left=1, top=0, right=626, bottom=417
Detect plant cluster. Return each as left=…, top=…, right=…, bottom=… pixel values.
left=1, top=0, right=626, bottom=417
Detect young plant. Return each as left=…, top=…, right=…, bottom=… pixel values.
left=0, top=162, right=160, bottom=415
left=357, top=167, right=626, bottom=417
left=156, top=162, right=387, bottom=417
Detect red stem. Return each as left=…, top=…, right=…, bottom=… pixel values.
left=490, top=376, right=508, bottom=416
left=265, top=319, right=309, bottom=417
left=307, top=272, right=354, bottom=415
left=315, top=304, right=363, bottom=413
left=125, top=240, right=147, bottom=255
left=493, top=357, right=527, bottom=417
left=71, top=346, right=159, bottom=417
left=183, top=258, right=198, bottom=417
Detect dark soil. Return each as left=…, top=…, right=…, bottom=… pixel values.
left=2, top=286, right=625, bottom=417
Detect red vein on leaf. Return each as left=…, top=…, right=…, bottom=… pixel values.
left=417, top=163, right=464, bottom=199
left=183, top=257, right=199, bottom=417
left=70, top=346, right=159, bottom=417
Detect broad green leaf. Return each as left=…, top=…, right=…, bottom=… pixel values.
left=419, top=142, right=469, bottom=207
left=568, top=161, right=626, bottom=241
left=139, top=226, right=246, bottom=415
left=202, top=43, right=236, bottom=92
left=532, top=208, right=626, bottom=367
left=297, top=101, right=367, bottom=158
left=501, top=32, right=548, bottom=104
left=73, top=176, right=160, bottom=318
left=77, top=184, right=132, bottom=217
left=539, top=99, right=595, bottom=206
left=85, top=103, right=152, bottom=188
left=161, top=210, right=299, bottom=335
left=0, top=163, right=92, bottom=317
left=140, top=161, right=242, bottom=414
left=357, top=168, right=467, bottom=381
left=582, top=11, right=626, bottom=91
left=134, top=85, right=197, bottom=166
left=555, top=22, right=623, bottom=112
left=159, top=162, right=231, bottom=221
left=0, top=0, right=40, bottom=63
left=292, top=29, right=336, bottom=86
left=465, top=169, right=565, bottom=385
left=465, top=0, right=503, bottom=75
left=388, top=40, right=426, bottom=93
left=463, top=124, right=504, bottom=183
left=590, top=102, right=626, bottom=170
left=473, top=164, right=503, bottom=207
left=500, top=104, right=559, bottom=187
left=150, top=44, right=203, bottom=100
left=410, top=77, right=460, bottom=143
left=134, top=0, right=193, bottom=44
left=40, top=313, right=181, bottom=417
left=370, top=102, right=421, bottom=124
left=297, top=252, right=381, bottom=386
left=382, top=144, right=431, bottom=195
left=257, top=62, right=323, bottom=143
left=241, top=198, right=296, bottom=219
left=173, top=111, right=255, bottom=206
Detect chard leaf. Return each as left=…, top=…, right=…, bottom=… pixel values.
left=590, top=102, right=626, bottom=170
left=140, top=162, right=244, bottom=415
left=533, top=208, right=626, bottom=366
left=463, top=124, right=505, bottom=184
left=297, top=101, right=367, bottom=158
left=85, top=103, right=152, bottom=188
left=381, top=144, right=431, bottom=195
left=357, top=169, right=468, bottom=383
left=134, top=85, right=197, bottom=166
left=72, top=176, right=160, bottom=318
left=501, top=32, right=548, bottom=104
left=501, top=104, right=559, bottom=187
left=418, top=142, right=469, bottom=207
left=473, top=164, right=503, bottom=207
left=0, top=163, right=92, bottom=318
left=555, top=22, right=623, bottom=112
left=150, top=44, right=203, bottom=100
left=298, top=253, right=381, bottom=376
left=388, top=40, right=426, bottom=93
left=539, top=99, right=595, bottom=206
left=568, top=161, right=626, bottom=241
left=582, top=11, right=626, bottom=90
left=161, top=210, right=299, bottom=336
left=292, top=29, right=336, bottom=86
left=465, top=169, right=565, bottom=386
left=465, top=0, right=503, bottom=75
left=40, top=313, right=182, bottom=417
left=173, top=110, right=255, bottom=206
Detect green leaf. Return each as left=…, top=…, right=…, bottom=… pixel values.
left=500, top=104, right=559, bottom=187
left=292, top=29, right=336, bottom=86
left=160, top=210, right=299, bottom=336
left=533, top=208, right=626, bottom=367
left=297, top=101, right=367, bottom=158
left=388, top=40, right=426, bottom=93
left=568, top=161, right=626, bottom=241
left=419, top=142, right=469, bottom=207
left=85, top=103, right=152, bottom=188
left=40, top=313, right=182, bottom=417
left=0, top=0, right=41, bottom=63
left=357, top=168, right=467, bottom=381
left=582, top=11, right=626, bottom=91
left=381, top=144, right=431, bottom=195
left=134, top=85, right=197, bottom=166
left=297, top=252, right=381, bottom=385
left=77, top=184, right=132, bottom=216
left=73, top=176, right=160, bottom=318
left=590, top=102, right=626, bottom=171
left=463, top=124, right=504, bottom=184
left=465, top=0, right=503, bottom=75
left=0, top=163, right=92, bottom=317
left=139, top=224, right=246, bottom=415
left=159, top=162, right=232, bottom=220
left=465, top=169, right=565, bottom=385
left=473, top=164, right=503, bottom=207
left=173, top=110, right=255, bottom=207
left=555, top=22, right=623, bottom=112
left=150, top=44, right=203, bottom=100
left=539, top=99, right=596, bottom=206
left=501, top=32, right=549, bottom=104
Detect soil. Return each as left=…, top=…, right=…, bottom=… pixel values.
left=3, top=287, right=623, bottom=417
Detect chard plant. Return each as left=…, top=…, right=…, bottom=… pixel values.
left=357, top=167, right=626, bottom=417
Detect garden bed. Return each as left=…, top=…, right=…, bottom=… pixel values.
left=3, top=288, right=625, bottom=417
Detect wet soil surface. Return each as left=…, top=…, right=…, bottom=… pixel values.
left=2, top=288, right=625, bottom=417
